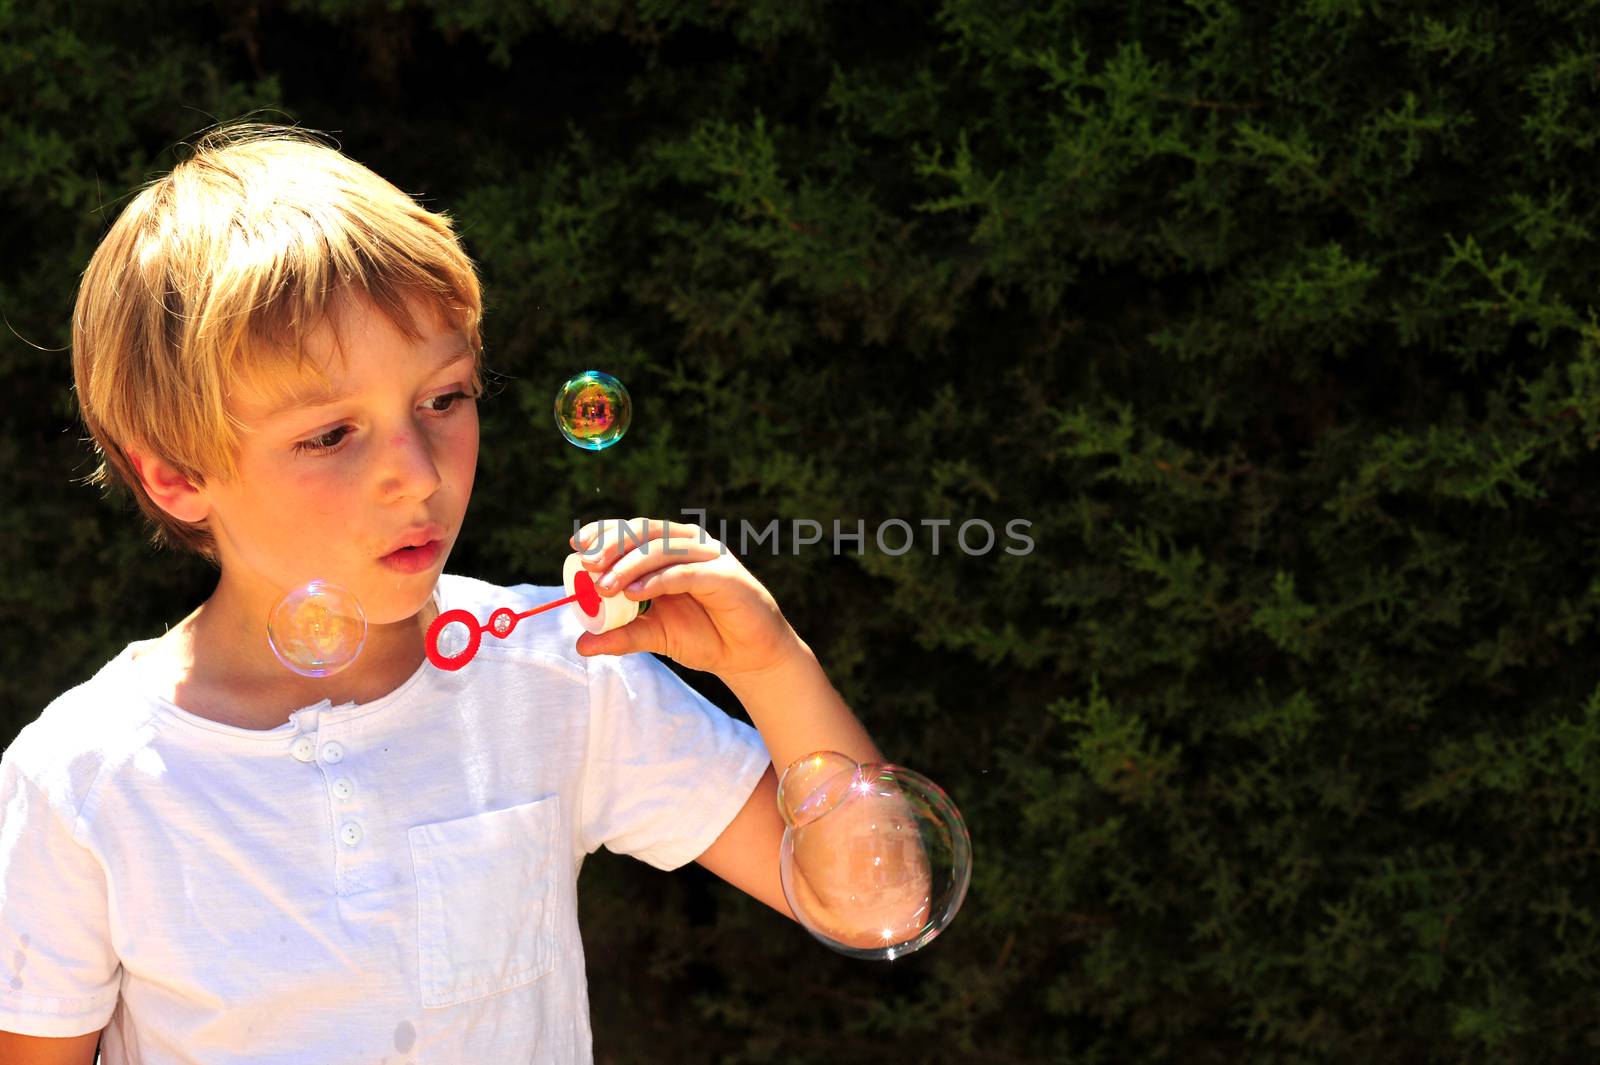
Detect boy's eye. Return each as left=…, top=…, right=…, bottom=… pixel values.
left=294, top=426, right=352, bottom=454
left=290, top=392, right=471, bottom=455
left=426, top=391, right=473, bottom=413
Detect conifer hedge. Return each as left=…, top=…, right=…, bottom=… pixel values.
left=6, top=2, right=1600, bottom=1061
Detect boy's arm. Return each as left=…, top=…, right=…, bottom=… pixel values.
left=0, top=1029, right=103, bottom=1065
left=694, top=765, right=791, bottom=916
left=720, top=635, right=883, bottom=801
left=572, top=518, right=892, bottom=917
left=695, top=638, right=884, bottom=919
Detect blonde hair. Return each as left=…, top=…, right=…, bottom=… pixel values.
left=72, top=123, right=484, bottom=559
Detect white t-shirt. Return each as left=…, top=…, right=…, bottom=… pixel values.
left=0, top=574, right=770, bottom=1063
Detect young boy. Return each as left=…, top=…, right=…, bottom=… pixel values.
left=0, top=125, right=884, bottom=1064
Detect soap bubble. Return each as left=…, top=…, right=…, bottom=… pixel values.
left=554, top=371, right=631, bottom=450
left=267, top=580, right=367, bottom=678
left=778, top=750, right=859, bottom=822
left=778, top=752, right=971, bottom=961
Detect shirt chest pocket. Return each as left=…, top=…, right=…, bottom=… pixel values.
left=408, top=796, right=561, bottom=1008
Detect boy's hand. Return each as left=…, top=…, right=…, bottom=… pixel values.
left=569, top=518, right=804, bottom=679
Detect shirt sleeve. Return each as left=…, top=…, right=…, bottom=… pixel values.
left=578, top=651, right=771, bottom=871
left=0, top=749, right=121, bottom=1037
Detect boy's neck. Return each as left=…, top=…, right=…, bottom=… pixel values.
left=137, top=582, right=438, bottom=732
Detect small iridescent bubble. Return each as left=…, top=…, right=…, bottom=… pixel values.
left=554, top=371, right=631, bottom=450
left=778, top=751, right=858, bottom=828
left=267, top=580, right=367, bottom=678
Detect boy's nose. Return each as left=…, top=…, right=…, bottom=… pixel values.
left=379, top=426, right=443, bottom=501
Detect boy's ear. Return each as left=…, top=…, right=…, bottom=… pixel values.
left=125, top=448, right=210, bottom=524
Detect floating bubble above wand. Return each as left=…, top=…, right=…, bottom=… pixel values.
left=556, top=370, right=632, bottom=500
left=555, top=371, right=631, bottom=451
left=778, top=751, right=972, bottom=961
left=425, top=553, right=648, bottom=670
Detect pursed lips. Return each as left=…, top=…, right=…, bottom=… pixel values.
left=381, top=525, right=447, bottom=558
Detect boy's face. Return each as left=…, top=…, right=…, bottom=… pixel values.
left=197, top=295, right=479, bottom=626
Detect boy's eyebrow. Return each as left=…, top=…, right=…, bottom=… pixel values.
left=260, top=340, right=475, bottom=418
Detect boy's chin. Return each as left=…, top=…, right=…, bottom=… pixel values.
left=369, top=594, right=444, bottom=630
left=352, top=581, right=444, bottom=629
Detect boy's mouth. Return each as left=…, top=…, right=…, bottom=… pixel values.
left=379, top=537, right=444, bottom=574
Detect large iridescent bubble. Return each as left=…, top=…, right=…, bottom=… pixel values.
left=267, top=580, right=367, bottom=678
left=554, top=371, right=631, bottom=450
left=778, top=752, right=972, bottom=961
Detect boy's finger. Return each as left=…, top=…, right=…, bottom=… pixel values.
left=597, top=536, right=720, bottom=593
left=614, top=557, right=712, bottom=601
left=583, top=521, right=719, bottom=571
left=577, top=517, right=659, bottom=565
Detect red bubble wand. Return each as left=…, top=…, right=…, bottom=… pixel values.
left=425, top=570, right=604, bottom=671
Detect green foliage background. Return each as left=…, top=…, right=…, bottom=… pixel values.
left=7, top=1, right=1600, bottom=1061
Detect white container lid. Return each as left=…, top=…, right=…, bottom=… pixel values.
left=563, top=551, right=641, bottom=634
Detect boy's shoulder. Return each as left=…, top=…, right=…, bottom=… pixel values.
left=3, top=574, right=609, bottom=802
left=4, top=646, right=158, bottom=815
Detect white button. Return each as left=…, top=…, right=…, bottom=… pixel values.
left=340, top=822, right=363, bottom=847
left=321, top=742, right=345, bottom=764
left=291, top=737, right=316, bottom=762
left=332, top=777, right=355, bottom=800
